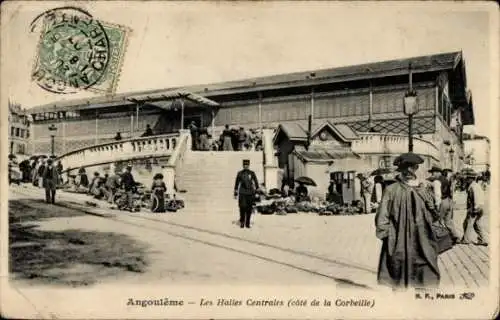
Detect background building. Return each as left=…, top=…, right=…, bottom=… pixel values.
left=8, top=101, right=30, bottom=157
left=26, top=51, right=474, bottom=194
left=463, top=132, right=490, bottom=172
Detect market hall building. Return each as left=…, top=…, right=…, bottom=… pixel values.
left=27, top=51, right=473, bottom=193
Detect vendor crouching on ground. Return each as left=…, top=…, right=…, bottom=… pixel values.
left=151, top=173, right=167, bottom=213
left=104, top=169, right=121, bottom=203
left=295, top=182, right=309, bottom=202
left=375, top=152, right=440, bottom=290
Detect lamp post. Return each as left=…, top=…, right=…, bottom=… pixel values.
left=403, top=63, right=419, bottom=152
left=48, top=124, right=57, bottom=157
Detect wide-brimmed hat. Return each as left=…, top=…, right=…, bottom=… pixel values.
left=153, top=173, right=164, bottom=180
left=243, top=159, right=250, bottom=165
left=428, top=165, right=442, bottom=173
left=393, top=152, right=424, bottom=168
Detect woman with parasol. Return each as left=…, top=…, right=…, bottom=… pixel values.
left=294, top=176, right=316, bottom=202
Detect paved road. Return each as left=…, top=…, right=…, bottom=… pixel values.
left=10, top=187, right=373, bottom=288
left=9, top=184, right=490, bottom=289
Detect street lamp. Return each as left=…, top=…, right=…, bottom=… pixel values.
left=48, top=124, right=57, bottom=156
left=403, top=63, right=419, bottom=152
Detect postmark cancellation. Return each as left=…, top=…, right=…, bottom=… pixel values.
left=30, top=7, right=129, bottom=95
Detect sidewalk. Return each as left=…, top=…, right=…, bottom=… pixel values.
left=10, top=184, right=490, bottom=288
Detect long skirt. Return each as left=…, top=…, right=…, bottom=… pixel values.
left=222, top=137, right=233, bottom=151
left=152, top=190, right=166, bottom=212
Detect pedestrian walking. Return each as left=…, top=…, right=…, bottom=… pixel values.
left=440, top=168, right=460, bottom=243
left=120, top=164, right=136, bottom=211
left=459, top=171, right=488, bottom=246
left=222, top=124, right=233, bottom=151
left=375, top=152, right=441, bottom=289
left=358, top=173, right=373, bottom=214
left=42, top=159, right=59, bottom=204
left=234, top=159, right=259, bottom=228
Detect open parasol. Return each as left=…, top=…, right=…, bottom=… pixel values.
left=370, top=168, right=393, bottom=176
left=295, top=176, right=317, bottom=186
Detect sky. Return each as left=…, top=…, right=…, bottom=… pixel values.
left=1, top=1, right=497, bottom=137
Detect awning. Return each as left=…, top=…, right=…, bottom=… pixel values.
left=294, top=148, right=360, bottom=163
left=127, top=90, right=219, bottom=108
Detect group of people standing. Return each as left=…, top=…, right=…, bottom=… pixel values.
left=187, top=121, right=212, bottom=151
left=26, top=157, right=62, bottom=204
left=218, top=125, right=262, bottom=151
left=375, top=152, right=488, bottom=290
left=187, top=122, right=263, bottom=152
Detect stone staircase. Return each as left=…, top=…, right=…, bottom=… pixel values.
left=179, top=151, right=264, bottom=214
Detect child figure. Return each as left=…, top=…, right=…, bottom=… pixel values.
left=151, top=173, right=167, bottom=213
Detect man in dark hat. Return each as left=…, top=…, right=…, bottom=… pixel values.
left=120, top=164, right=136, bottom=211
left=459, top=170, right=488, bottom=246
left=234, top=159, right=259, bottom=228
left=375, top=152, right=440, bottom=289
left=42, top=158, right=59, bottom=204
left=428, top=166, right=460, bottom=243
left=188, top=121, right=198, bottom=151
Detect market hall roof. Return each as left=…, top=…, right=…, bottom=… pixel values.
left=27, top=51, right=473, bottom=123
left=28, top=89, right=220, bottom=114
left=293, top=147, right=361, bottom=163
left=273, top=121, right=358, bottom=144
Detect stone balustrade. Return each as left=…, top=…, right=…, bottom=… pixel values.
left=262, top=128, right=279, bottom=191
left=58, top=133, right=180, bottom=172
left=163, top=130, right=191, bottom=196
left=352, top=133, right=439, bottom=160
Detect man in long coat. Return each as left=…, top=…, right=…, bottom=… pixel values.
left=234, top=159, right=259, bottom=228
left=42, top=159, right=59, bottom=204
left=375, top=153, right=441, bottom=289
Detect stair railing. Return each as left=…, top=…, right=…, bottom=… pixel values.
left=163, top=129, right=191, bottom=196
left=262, top=128, right=279, bottom=191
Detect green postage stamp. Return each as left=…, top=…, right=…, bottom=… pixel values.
left=31, top=7, right=129, bottom=94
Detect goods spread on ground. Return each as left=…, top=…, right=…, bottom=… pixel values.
left=254, top=193, right=366, bottom=216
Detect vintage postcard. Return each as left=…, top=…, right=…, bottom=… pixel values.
left=1, top=1, right=498, bottom=319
